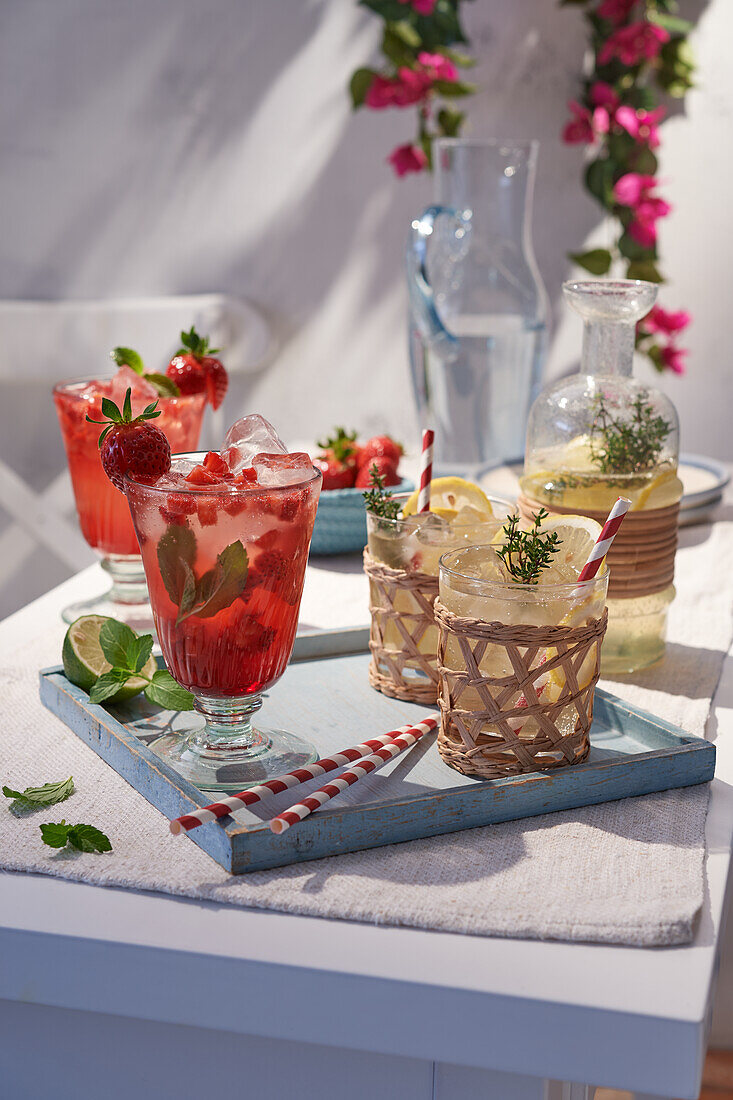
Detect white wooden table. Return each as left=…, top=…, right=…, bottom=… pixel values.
left=1, top=545, right=731, bottom=1100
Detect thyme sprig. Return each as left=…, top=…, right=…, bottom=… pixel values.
left=590, top=392, right=671, bottom=476
left=362, top=465, right=401, bottom=520
left=496, top=509, right=562, bottom=585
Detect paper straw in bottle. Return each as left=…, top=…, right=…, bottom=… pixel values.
left=417, top=428, right=434, bottom=513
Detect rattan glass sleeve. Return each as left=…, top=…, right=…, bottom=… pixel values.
left=435, top=599, right=608, bottom=779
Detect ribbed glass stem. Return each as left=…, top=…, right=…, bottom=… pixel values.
left=102, top=554, right=149, bottom=605
left=190, top=693, right=271, bottom=756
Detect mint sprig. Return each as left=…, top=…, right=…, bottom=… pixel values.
left=3, top=776, right=74, bottom=807
left=40, top=820, right=112, bottom=853
left=157, top=526, right=249, bottom=625
left=87, top=620, right=194, bottom=711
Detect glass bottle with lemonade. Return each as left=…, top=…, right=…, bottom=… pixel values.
left=519, top=280, right=682, bottom=674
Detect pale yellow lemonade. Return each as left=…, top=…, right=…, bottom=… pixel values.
left=521, top=432, right=682, bottom=672
left=366, top=479, right=513, bottom=683
left=439, top=515, right=608, bottom=753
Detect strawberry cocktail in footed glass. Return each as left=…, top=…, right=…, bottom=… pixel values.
left=125, top=427, right=321, bottom=790
left=54, top=366, right=205, bottom=629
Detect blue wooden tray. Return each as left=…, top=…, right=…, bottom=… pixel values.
left=39, top=627, right=715, bottom=874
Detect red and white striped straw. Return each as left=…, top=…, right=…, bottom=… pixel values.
left=576, top=496, right=631, bottom=583
left=269, top=713, right=439, bottom=835
left=417, top=428, right=434, bottom=513
left=170, top=721, right=435, bottom=834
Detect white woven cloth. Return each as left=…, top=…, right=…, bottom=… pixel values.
left=1, top=518, right=731, bottom=947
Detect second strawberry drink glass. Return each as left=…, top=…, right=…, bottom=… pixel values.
left=125, top=416, right=322, bottom=790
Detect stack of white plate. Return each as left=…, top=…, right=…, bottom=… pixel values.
left=678, top=455, right=730, bottom=527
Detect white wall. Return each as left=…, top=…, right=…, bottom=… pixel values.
left=2, top=0, right=728, bottom=459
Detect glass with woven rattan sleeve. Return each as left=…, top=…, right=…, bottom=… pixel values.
left=435, top=545, right=609, bottom=780
left=363, top=491, right=513, bottom=704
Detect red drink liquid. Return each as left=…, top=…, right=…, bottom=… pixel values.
left=54, top=378, right=206, bottom=557
left=126, top=461, right=321, bottom=697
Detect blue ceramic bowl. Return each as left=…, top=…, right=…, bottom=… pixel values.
left=310, top=478, right=414, bottom=556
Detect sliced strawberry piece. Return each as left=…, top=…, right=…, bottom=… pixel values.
left=167, top=492, right=196, bottom=515
left=233, top=615, right=276, bottom=653
left=185, top=464, right=220, bottom=486
left=167, top=326, right=227, bottom=409
left=256, top=549, right=288, bottom=582
left=202, top=356, right=228, bottom=410
left=196, top=498, right=218, bottom=526
left=203, top=450, right=232, bottom=478
left=233, top=467, right=258, bottom=485
left=159, top=507, right=189, bottom=527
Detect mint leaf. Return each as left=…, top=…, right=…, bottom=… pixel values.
left=128, top=633, right=154, bottom=674
left=157, top=524, right=197, bottom=605
left=144, top=670, right=195, bottom=711
left=40, top=821, right=71, bottom=847
left=145, top=372, right=180, bottom=398
left=177, top=541, right=248, bottom=624
left=99, top=619, right=139, bottom=669
left=40, top=820, right=112, bottom=852
left=3, top=776, right=74, bottom=806
left=111, top=346, right=145, bottom=375
left=67, top=824, right=112, bottom=853
left=89, top=669, right=131, bottom=703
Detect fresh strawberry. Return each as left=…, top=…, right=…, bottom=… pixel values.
left=165, top=354, right=206, bottom=396
left=256, top=549, right=289, bottom=583
left=355, top=457, right=400, bottom=488
left=203, top=450, right=232, bottom=479
left=358, top=434, right=403, bottom=470
left=87, top=387, right=171, bottom=492
left=167, top=327, right=228, bottom=409
left=313, top=455, right=355, bottom=490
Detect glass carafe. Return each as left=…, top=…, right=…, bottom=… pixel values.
left=520, top=279, right=683, bottom=674
left=407, top=138, right=548, bottom=476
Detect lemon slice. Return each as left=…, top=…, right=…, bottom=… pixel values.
left=533, top=514, right=602, bottom=584
left=402, top=477, right=494, bottom=518
left=633, top=469, right=682, bottom=510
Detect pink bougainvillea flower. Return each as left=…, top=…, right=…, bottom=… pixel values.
left=613, top=172, right=656, bottom=206
left=416, top=51, right=458, bottom=83
left=598, top=21, right=670, bottom=67
left=562, top=100, right=609, bottom=144
left=590, top=81, right=619, bottom=111
left=613, top=174, right=671, bottom=245
left=365, top=74, right=399, bottom=110
left=642, top=304, right=692, bottom=335
left=597, top=0, right=638, bottom=24
left=388, top=143, right=429, bottom=177
left=394, top=66, right=432, bottom=105
left=398, top=0, right=437, bottom=13
left=615, top=105, right=665, bottom=148
left=660, top=344, right=688, bottom=374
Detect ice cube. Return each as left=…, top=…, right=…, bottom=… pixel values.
left=252, top=452, right=313, bottom=488
left=222, top=414, right=287, bottom=473
left=108, top=365, right=158, bottom=415
left=416, top=512, right=451, bottom=545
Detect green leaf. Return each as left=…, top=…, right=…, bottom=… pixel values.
left=177, top=541, right=249, bottom=624
left=359, top=0, right=406, bottom=20
left=382, top=25, right=416, bottom=67
left=99, top=619, right=139, bottom=669
left=100, top=396, right=123, bottom=422
left=568, top=248, right=613, bottom=276
left=67, top=824, right=112, bottom=853
left=89, top=669, right=132, bottom=704
left=111, top=346, right=145, bottom=375
left=157, top=524, right=197, bottom=605
left=437, top=106, right=464, bottom=137
left=618, top=230, right=657, bottom=262
left=632, top=147, right=658, bottom=176
left=647, top=11, right=693, bottom=34
left=626, top=259, right=665, bottom=283
left=40, top=821, right=71, bottom=848
left=129, top=633, right=154, bottom=674
left=432, top=79, right=476, bottom=98
left=144, top=670, right=195, bottom=711
left=584, top=159, right=615, bottom=207
left=349, top=67, right=377, bottom=109
left=3, top=776, right=74, bottom=807
left=145, top=372, right=180, bottom=398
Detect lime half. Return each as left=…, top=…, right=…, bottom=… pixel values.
left=62, top=614, right=157, bottom=701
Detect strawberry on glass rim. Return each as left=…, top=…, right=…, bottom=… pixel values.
left=167, top=326, right=228, bottom=410
left=123, top=414, right=322, bottom=791
left=86, top=387, right=172, bottom=492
